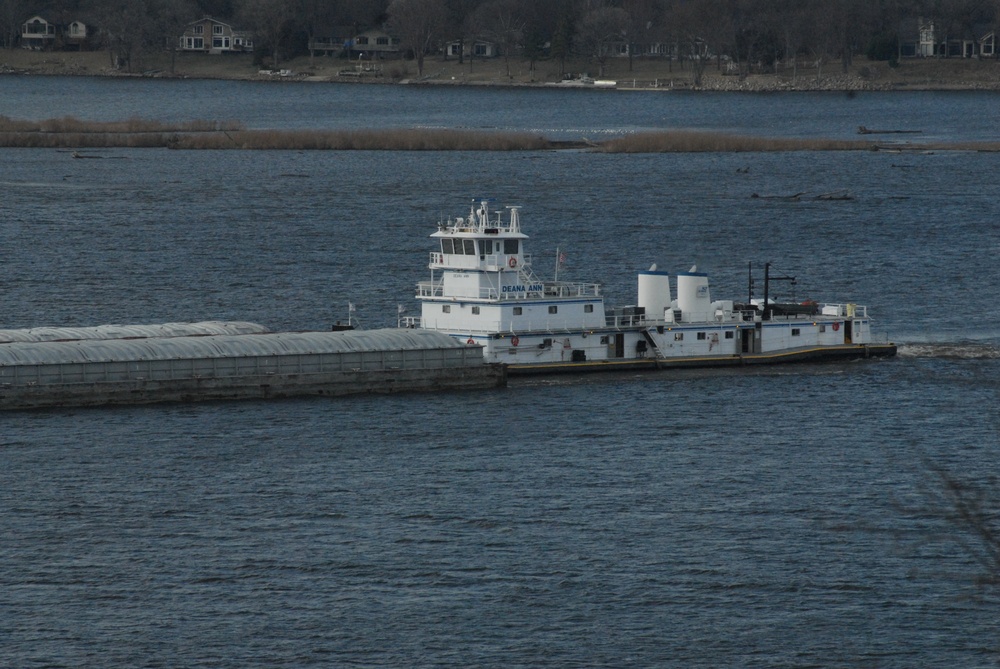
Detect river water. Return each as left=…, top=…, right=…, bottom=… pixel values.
left=1, top=77, right=998, bottom=667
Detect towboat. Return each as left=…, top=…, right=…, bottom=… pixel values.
left=406, top=200, right=896, bottom=374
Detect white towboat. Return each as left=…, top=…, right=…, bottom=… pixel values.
left=407, top=200, right=896, bottom=374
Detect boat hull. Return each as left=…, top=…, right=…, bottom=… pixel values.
left=505, top=343, right=897, bottom=375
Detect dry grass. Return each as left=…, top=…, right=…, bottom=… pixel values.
left=170, top=128, right=552, bottom=150
left=0, top=115, right=243, bottom=133
left=2, top=116, right=999, bottom=152
left=0, top=119, right=554, bottom=150
left=599, top=131, right=879, bottom=153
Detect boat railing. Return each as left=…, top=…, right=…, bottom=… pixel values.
left=821, top=303, right=868, bottom=318
left=416, top=281, right=444, bottom=298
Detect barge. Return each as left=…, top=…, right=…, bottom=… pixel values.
left=0, top=327, right=505, bottom=410
left=408, top=200, right=896, bottom=373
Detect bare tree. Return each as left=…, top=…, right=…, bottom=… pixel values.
left=0, top=0, right=29, bottom=49
left=155, top=0, right=198, bottom=74
left=621, top=0, right=659, bottom=72
left=387, top=0, right=448, bottom=77
left=239, top=0, right=295, bottom=69
left=470, top=0, right=525, bottom=78
left=95, top=0, right=154, bottom=71
left=576, top=5, right=628, bottom=77
left=443, top=0, right=481, bottom=64
left=899, top=459, right=1000, bottom=591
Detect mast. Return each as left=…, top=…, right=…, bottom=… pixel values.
left=762, top=262, right=796, bottom=320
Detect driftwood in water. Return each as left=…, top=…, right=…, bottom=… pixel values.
left=814, top=191, right=854, bottom=201
left=750, top=192, right=804, bottom=201
left=751, top=191, right=854, bottom=201
left=858, top=125, right=922, bottom=135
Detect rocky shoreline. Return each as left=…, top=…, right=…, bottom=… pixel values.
left=3, top=50, right=1000, bottom=92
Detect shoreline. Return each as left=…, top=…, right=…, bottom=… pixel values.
left=3, top=50, right=1000, bottom=92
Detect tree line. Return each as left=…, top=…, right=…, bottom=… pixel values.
left=2, top=0, right=998, bottom=75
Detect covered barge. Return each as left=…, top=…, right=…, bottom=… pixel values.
left=0, top=327, right=505, bottom=410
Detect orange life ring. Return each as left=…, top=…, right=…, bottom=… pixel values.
left=511, top=335, right=520, bottom=346
left=508, top=257, right=518, bottom=268
left=832, top=322, right=840, bottom=331
left=466, top=338, right=475, bottom=344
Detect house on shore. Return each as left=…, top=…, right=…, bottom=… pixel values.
left=178, top=17, right=253, bottom=54
left=21, top=15, right=55, bottom=49
left=445, top=40, right=498, bottom=59
left=20, top=15, right=92, bottom=50
left=899, top=17, right=997, bottom=58
left=347, top=29, right=400, bottom=59
left=308, top=26, right=354, bottom=57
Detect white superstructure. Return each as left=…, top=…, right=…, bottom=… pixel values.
left=410, top=200, right=895, bottom=373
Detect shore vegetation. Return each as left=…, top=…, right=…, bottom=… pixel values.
left=3, top=116, right=1000, bottom=153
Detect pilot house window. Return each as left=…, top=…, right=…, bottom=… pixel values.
left=503, top=240, right=519, bottom=254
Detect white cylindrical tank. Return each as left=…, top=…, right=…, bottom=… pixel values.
left=637, top=270, right=671, bottom=320
left=676, top=271, right=712, bottom=322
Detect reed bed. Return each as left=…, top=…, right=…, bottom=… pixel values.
left=0, top=115, right=244, bottom=134
left=0, top=124, right=553, bottom=151
left=2, top=117, right=998, bottom=153
left=170, top=128, right=553, bottom=150
left=598, top=131, right=879, bottom=153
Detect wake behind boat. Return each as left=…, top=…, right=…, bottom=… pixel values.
left=407, top=200, right=896, bottom=374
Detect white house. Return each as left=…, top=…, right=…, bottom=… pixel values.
left=21, top=15, right=55, bottom=49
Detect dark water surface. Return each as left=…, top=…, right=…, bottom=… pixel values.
left=1, top=80, right=998, bottom=667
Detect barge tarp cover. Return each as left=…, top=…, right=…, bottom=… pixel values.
left=0, top=321, right=271, bottom=344
left=0, top=329, right=471, bottom=367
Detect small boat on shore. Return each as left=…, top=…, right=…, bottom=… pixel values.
left=406, top=200, right=896, bottom=374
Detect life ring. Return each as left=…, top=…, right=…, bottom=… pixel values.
left=508, top=257, right=518, bottom=268
left=832, top=322, right=840, bottom=331
left=466, top=338, right=475, bottom=344
left=511, top=335, right=520, bottom=347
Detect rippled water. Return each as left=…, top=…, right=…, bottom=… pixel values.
left=1, top=80, right=998, bottom=667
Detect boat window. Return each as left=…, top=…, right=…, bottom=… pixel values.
left=463, top=239, right=476, bottom=255
left=548, top=306, right=558, bottom=314
left=441, top=239, right=454, bottom=254
left=504, top=240, right=519, bottom=255
left=819, top=324, right=827, bottom=333
left=792, top=328, right=801, bottom=336
left=513, top=307, right=522, bottom=316
left=584, top=304, right=594, bottom=313
left=480, top=240, right=492, bottom=254
left=725, top=331, right=734, bottom=339
left=471, top=306, right=480, bottom=314
left=697, top=332, right=706, bottom=340
left=674, top=333, right=683, bottom=341
left=442, top=305, right=451, bottom=313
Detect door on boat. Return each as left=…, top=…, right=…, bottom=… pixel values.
left=844, top=320, right=853, bottom=344
left=741, top=328, right=753, bottom=353
left=614, top=333, right=625, bottom=358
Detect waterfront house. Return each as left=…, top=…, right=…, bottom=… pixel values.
left=347, top=30, right=400, bottom=59
left=179, top=17, right=253, bottom=54
left=21, top=15, right=55, bottom=49
left=308, top=26, right=355, bottom=57
left=445, top=40, right=498, bottom=58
